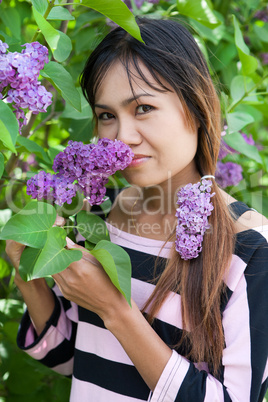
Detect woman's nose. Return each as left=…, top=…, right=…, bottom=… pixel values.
left=116, top=119, right=142, bottom=145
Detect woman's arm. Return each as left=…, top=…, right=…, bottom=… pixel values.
left=5, top=239, right=55, bottom=336
left=52, top=237, right=172, bottom=391
left=52, top=235, right=268, bottom=401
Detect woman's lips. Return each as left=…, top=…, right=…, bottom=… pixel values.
left=128, top=154, right=151, bottom=167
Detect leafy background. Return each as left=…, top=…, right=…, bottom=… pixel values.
left=0, top=0, right=267, bottom=400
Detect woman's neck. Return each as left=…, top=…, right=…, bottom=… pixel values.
left=134, top=168, right=201, bottom=216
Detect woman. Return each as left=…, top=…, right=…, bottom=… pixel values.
left=6, top=17, right=268, bottom=401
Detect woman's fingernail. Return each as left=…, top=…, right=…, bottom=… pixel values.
left=66, top=237, right=75, bottom=247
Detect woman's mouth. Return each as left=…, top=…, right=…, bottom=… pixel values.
left=128, top=154, right=151, bottom=168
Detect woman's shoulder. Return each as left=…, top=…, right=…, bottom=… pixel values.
left=220, top=189, right=268, bottom=235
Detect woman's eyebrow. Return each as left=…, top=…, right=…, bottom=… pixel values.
left=94, top=93, right=155, bottom=110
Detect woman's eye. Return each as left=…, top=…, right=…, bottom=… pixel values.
left=98, top=112, right=114, bottom=120
left=136, top=105, right=153, bottom=114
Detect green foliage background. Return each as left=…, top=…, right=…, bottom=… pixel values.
left=0, top=0, right=267, bottom=400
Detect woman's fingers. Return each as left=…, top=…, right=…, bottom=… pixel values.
left=5, top=240, right=25, bottom=269
left=66, top=237, right=101, bottom=267
left=53, top=215, right=66, bottom=227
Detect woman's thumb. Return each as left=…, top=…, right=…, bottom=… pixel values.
left=65, top=237, right=101, bottom=267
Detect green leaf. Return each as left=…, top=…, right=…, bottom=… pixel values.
left=84, top=240, right=96, bottom=251
left=79, top=0, right=144, bottom=42
left=32, top=7, right=72, bottom=62
left=1, top=8, right=21, bottom=40
left=211, top=42, right=237, bottom=72
left=47, top=6, right=75, bottom=20
left=176, top=0, right=220, bottom=28
left=61, top=88, right=92, bottom=120
left=190, top=19, right=225, bottom=45
left=90, top=240, right=132, bottom=305
left=0, top=257, right=11, bottom=280
left=16, top=136, right=51, bottom=164
left=47, top=145, right=65, bottom=163
left=66, top=118, right=94, bottom=142
left=224, top=132, right=262, bottom=164
left=76, top=211, right=110, bottom=244
left=226, top=111, right=254, bottom=133
left=28, top=227, right=82, bottom=279
left=19, top=248, right=42, bottom=281
left=0, top=100, right=19, bottom=153
left=41, top=62, right=81, bottom=112
left=232, top=15, right=258, bottom=75
left=100, top=197, right=112, bottom=216
left=194, top=36, right=211, bottom=73
left=74, top=26, right=97, bottom=54
left=254, top=23, right=268, bottom=43
left=0, top=209, right=12, bottom=229
left=0, top=152, right=4, bottom=179
left=230, top=75, right=259, bottom=105
left=0, top=201, right=56, bottom=248
left=30, top=0, right=48, bottom=15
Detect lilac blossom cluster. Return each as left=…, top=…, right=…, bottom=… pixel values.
left=0, top=40, right=52, bottom=132
left=254, top=6, right=268, bottom=22
left=260, top=53, right=268, bottom=65
left=26, top=171, right=77, bottom=206
left=175, top=178, right=215, bottom=260
left=215, top=161, right=243, bottom=189
left=215, top=127, right=258, bottom=188
left=27, top=138, right=134, bottom=206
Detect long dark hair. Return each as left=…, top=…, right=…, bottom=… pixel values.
left=80, top=17, right=236, bottom=374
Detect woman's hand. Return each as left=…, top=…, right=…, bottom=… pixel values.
left=52, top=237, right=130, bottom=325
left=5, top=215, right=66, bottom=288
left=5, top=239, right=25, bottom=271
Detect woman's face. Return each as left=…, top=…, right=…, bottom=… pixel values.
left=94, top=61, right=199, bottom=189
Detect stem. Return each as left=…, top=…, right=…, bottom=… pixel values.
left=31, top=0, right=56, bottom=42
left=227, top=73, right=268, bottom=113
left=54, top=2, right=77, bottom=5
left=4, top=113, right=38, bottom=177
left=163, top=4, right=177, bottom=17
left=8, top=268, right=16, bottom=293
left=32, top=95, right=58, bottom=135
left=130, top=0, right=138, bottom=15
left=59, top=0, right=74, bottom=35
left=1, top=176, right=26, bottom=183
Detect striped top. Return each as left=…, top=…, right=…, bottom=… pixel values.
left=17, top=201, right=268, bottom=401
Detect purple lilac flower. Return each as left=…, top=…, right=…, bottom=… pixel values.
left=241, top=132, right=255, bottom=145
left=260, top=53, right=268, bottom=65
left=215, top=161, right=243, bottom=188
left=27, top=172, right=77, bottom=205
left=0, top=40, right=52, bottom=132
left=175, top=179, right=215, bottom=260
left=0, top=40, right=8, bottom=54
left=254, top=7, right=268, bottom=22
left=28, top=138, right=134, bottom=206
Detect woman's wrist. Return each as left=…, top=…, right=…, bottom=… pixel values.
left=14, top=274, right=46, bottom=293
left=102, top=293, right=133, bottom=332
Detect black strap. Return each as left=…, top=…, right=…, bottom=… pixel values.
left=228, top=201, right=253, bottom=221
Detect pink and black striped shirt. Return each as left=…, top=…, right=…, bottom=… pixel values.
left=17, top=201, right=268, bottom=401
